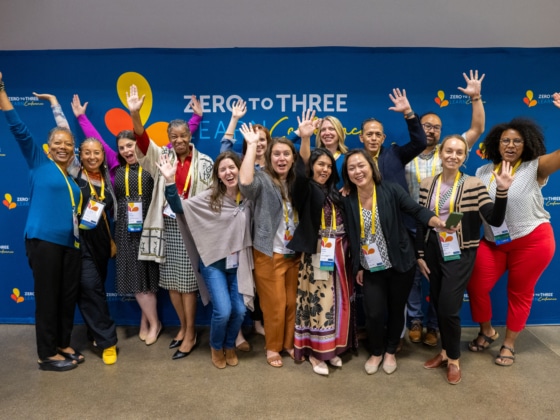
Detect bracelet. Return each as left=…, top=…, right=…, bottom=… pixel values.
left=0, top=81, right=5, bottom=92
left=225, top=132, right=235, bottom=137
left=404, top=111, right=414, bottom=119
left=471, top=96, right=481, bottom=102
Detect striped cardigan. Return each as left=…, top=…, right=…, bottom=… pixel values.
left=416, top=174, right=508, bottom=258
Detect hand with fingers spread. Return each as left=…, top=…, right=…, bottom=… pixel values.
left=71, top=94, right=88, bottom=117
left=239, top=123, right=260, bottom=147
left=457, top=69, right=485, bottom=100
left=231, top=99, right=247, bottom=120
left=493, top=160, right=514, bottom=190
left=156, top=152, right=178, bottom=184
left=126, top=84, right=145, bottom=113
left=297, top=109, right=317, bottom=139
left=189, top=95, right=203, bottom=117
left=388, top=88, right=413, bottom=115
left=457, top=70, right=486, bottom=99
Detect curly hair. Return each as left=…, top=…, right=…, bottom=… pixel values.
left=482, top=118, right=546, bottom=164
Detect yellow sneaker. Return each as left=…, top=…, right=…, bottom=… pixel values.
left=102, top=345, right=117, bottom=365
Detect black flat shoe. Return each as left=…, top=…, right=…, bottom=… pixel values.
left=58, top=350, right=85, bottom=364
left=169, top=339, right=183, bottom=349
left=38, top=358, right=78, bottom=372
left=172, top=335, right=198, bottom=360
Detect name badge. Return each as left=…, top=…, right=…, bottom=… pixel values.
left=79, top=199, right=106, bottom=230
left=319, top=237, right=335, bottom=271
left=491, top=221, right=512, bottom=245
left=282, top=227, right=296, bottom=257
left=163, top=203, right=176, bottom=219
left=438, top=231, right=461, bottom=261
left=226, top=252, right=239, bottom=269
left=363, top=242, right=386, bottom=272
left=127, top=201, right=143, bottom=232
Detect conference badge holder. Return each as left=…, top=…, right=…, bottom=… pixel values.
left=363, top=242, right=386, bottom=272
left=79, top=199, right=106, bottom=230
left=319, top=237, right=335, bottom=271
left=491, top=221, right=512, bottom=245
left=127, top=201, right=143, bottom=232
left=438, top=231, right=461, bottom=261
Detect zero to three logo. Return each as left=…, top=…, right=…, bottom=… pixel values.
left=11, top=288, right=24, bottom=303
left=523, top=90, right=538, bottom=107
left=2, top=193, right=16, bottom=210
left=434, top=90, right=449, bottom=108
left=104, top=72, right=169, bottom=147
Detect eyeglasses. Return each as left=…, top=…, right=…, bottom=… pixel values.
left=422, top=123, right=441, bottom=132
left=500, top=138, right=524, bottom=146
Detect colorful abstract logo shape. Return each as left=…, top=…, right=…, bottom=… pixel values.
left=439, top=232, right=454, bottom=242
left=128, top=203, right=140, bottom=212
left=2, top=193, right=16, bottom=210
left=11, top=288, right=24, bottom=304
left=284, top=230, right=293, bottom=241
left=523, top=90, right=538, bottom=107
left=476, top=142, right=486, bottom=159
left=321, top=238, right=333, bottom=248
left=104, top=72, right=169, bottom=147
left=434, top=90, right=449, bottom=108
left=361, top=245, right=375, bottom=255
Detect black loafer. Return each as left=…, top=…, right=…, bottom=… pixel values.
left=58, top=350, right=85, bottom=364
left=169, top=339, right=183, bottom=349
left=38, top=358, right=78, bottom=372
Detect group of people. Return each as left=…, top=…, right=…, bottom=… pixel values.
left=2, top=70, right=559, bottom=385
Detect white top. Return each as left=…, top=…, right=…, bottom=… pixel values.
left=476, top=158, right=550, bottom=241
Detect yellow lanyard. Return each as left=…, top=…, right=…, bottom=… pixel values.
left=358, top=184, right=377, bottom=238
left=235, top=191, right=241, bottom=205
left=54, top=162, right=83, bottom=216
left=125, top=164, right=143, bottom=198
left=333, top=151, right=341, bottom=160
left=181, top=158, right=194, bottom=196
left=321, top=203, right=337, bottom=232
left=83, top=169, right=105, bottom=201
left=413, top=148, right=438, bottom=184
left=434, top=172, right=461, bottom=216
left=488, top=160, right=521, bottom=191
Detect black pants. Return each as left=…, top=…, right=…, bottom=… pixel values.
left=78, top=250, right=117, bottom=350
left=26, top=238, right=81, bottom=360
left=362, top=265, right=415, bottom=356
left=424, top=231, right=476, bottom=360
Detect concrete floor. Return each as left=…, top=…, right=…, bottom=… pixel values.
left=1, top=324, right=559, bottom=420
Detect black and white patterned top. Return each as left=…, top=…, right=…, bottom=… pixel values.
left=360, top=207, right=393, bottom=270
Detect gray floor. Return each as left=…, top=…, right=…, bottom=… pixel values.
left=1, top=323, right=559, bottom=420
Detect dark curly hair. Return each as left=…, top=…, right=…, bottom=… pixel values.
left=482, top=118, right=546, bottom=164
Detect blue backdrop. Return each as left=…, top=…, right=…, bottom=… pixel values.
left=1, top=47, right=559, bottom=326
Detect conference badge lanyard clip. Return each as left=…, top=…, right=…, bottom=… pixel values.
left=282, top=200, right=298, bottom=258
left=487, top=161, right=519, bottom=246
left=435, top=172, right=461, bottom=261
left=54, top=162, right=82, bottom=248
left=359, top=185, right=386, bottom=272
left=79, top=170, right=106, bottom=230
left=319, top=204, right=336, bottom=271
left=126, top=164, right=144, bottom=232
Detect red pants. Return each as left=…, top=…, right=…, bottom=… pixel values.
left=467, top=223, right=555, bottom=332
left=253, top=249, right=300, bottom=352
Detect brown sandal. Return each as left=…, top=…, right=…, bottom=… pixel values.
left=468, top=331, right=499, bottom=352
left=495, top=345, right=515, bottom=367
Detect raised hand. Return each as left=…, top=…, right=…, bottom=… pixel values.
left=553, top=92, right=560, bottom=109
left=190, top=95, right=203, bottom=117
left=457, top=69, right=485, bottom=99
left=126, top=84, right=145, bottom=113
left=231, top=99, right=247, bottom=120
left=493, top=160, right=514, bottom=190
left=32, top=92, right=59, bottom=106
left=71, top=94, right=88, bottom=117
left=155, top=152, right=178, bottom=183
left=388, top=88, right=412, bottom=114
left=239, top=123, right=260, bottom=146
left=297, top=109, right=317, bottom=139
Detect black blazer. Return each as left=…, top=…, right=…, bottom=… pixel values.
left=344, top=181, right=435, bottom=275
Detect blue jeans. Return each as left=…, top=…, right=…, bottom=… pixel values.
left=199, top=261, right=246, bottom=350
left=406, top=266, right=439, bottom=330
